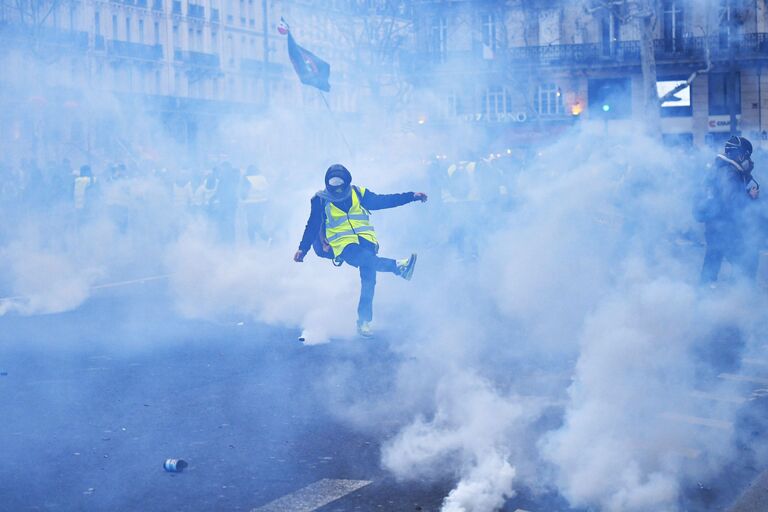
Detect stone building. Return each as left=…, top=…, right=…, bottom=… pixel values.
left=405, top=0, right=768, bottom=150
left=3, top=0, right=766, bottom=163
left=0, top=0, right=412, bottom=163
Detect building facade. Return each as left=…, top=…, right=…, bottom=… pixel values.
left=0, top=0, right=412, bottom=163
left=405, top=0, right=768, bottom=151
left=4, top=0, right=767, bottom=164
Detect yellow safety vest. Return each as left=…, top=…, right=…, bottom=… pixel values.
left=243, top=175, right=268, bottom=203
left=73, top=176, right=93, bottom=210
left=324, top=186, right=377, bottom=257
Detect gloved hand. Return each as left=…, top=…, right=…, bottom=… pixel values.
left=293, top=250, right=305, bottom=262
left=414, top=192, right=428, bottom=203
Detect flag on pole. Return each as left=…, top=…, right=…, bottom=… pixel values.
left=279, top=18, right=331, bottom=92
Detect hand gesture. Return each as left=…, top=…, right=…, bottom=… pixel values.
left=293, top=250, right=305, bottom=262
left=414, top=192, right=428, bottom=203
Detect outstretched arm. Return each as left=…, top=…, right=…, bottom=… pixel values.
left=361, top=189, right=428, bottom=210
left=295, top=196, right=323, bottom=262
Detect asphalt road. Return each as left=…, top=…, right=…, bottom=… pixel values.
left=0, top=282, right=569, bottom=512
left=1, top=281, right=766, bottom=512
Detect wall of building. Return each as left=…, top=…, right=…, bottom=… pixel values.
left=0, top=0, right=413, bottom=162
left=407, top=0, right=768, bottom=149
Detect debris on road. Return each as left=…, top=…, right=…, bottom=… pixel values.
left=163, top=459, right=188, bottom=473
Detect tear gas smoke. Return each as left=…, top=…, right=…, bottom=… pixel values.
left=2, top=5, right=767, bottom=512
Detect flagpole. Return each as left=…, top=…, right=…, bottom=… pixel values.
left=318, top=91, right=354, bottom=159
left=280, top=18, right=352, bottom=159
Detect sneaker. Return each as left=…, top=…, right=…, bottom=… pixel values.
left=357, top=321, right=374, bottom=338
left=397, top=253, right=417, bottom=280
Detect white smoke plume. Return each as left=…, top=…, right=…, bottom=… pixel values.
left=2, top=5, right=767, bottom=511
left=367, top=124, right=768, bottom=511
left=382, top=371, right=527, bottom=512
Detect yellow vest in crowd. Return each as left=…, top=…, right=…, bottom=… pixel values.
left=442, top=160, right=479, bottom=203
left=242, top=175, right=268, bottom=204
left=172, top=181, right=193, bottom=208
left=324, top=186, right=378, bottom=257
left=73, top=176, right=93, bottom=210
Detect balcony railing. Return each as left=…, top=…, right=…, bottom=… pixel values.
left=403, top=33, right=768, bottom=76
left=135, top=0, right=148, bottom=7
left=152, top=0, right=163, bottom=10
left=335, top=0, right=413, bottom=18
left=211, top=8, right=220, bottom=23
left=108, top=40, right=163, bottom=61
left=0, top=25, right=88, bottom=51
left=188, top=4, right=204, bottom=19
left=172, top=0, right=182, bottom=15
left=175, top=49, right=219, bottom=68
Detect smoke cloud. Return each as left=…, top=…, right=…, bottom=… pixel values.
left=2, top=4, right=768, bottom=512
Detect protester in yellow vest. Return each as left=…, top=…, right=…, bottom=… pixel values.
left=73, top=165, right=95, bottom=211
left=240, top=165, right=270, bottom=244
left=294, top=164, right=427, bottom=338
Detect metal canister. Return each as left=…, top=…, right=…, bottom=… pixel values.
left=163, top=459, right=188, bottom=473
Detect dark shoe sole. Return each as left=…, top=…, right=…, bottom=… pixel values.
left=401, top=253, right=417, bottom=280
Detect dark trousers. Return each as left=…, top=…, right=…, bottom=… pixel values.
left=244, top=202, right=269, bottom=243
left=339, top=238, right=398, bottom=324
left=701, top=228, right=759, bottom=283
left=701, top=246, right=759, bottom=283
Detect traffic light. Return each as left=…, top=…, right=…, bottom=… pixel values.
left=588, top=78, right=631, bottom=119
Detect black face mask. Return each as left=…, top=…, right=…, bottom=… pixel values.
left=325, top=176, right=351, bottom=200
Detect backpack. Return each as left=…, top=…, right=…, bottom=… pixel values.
left=312, top=226, right=336, bottom=260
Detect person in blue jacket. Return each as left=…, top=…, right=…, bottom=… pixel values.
left=694, top=136, right=762, bottom=284
left=294, top=164, right=427, bottom=337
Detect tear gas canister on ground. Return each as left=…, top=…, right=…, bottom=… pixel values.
left=163, top=459, right=188, bottom=472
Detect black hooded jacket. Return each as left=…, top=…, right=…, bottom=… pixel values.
left=694, top=154, right=757, bottom=248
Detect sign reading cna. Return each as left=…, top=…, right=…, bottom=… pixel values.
left=708, top=115, right=741, bottom=132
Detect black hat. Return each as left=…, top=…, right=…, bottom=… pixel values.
left=324, top=164, right=352, bottom=201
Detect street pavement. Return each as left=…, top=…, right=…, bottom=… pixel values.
left=0, top=281, right=570, bottom=512
left=1, top=280, right=766, bottom=511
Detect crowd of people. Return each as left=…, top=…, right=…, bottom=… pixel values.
left=0, top=158, right=272, bottom=246
left=0, top=136, right=764, bottom=292
left=0, top=148, right=528, bottom=251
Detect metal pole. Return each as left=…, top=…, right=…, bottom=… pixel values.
left=729, top=62, right=738, bottom=136
left=759, top=67, right=763, bottom=138
left=318, top=91, right=354, bottom=158
left=727, top=0, right=738, bottom=136
left=262, top=0, right=270, bottom=105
